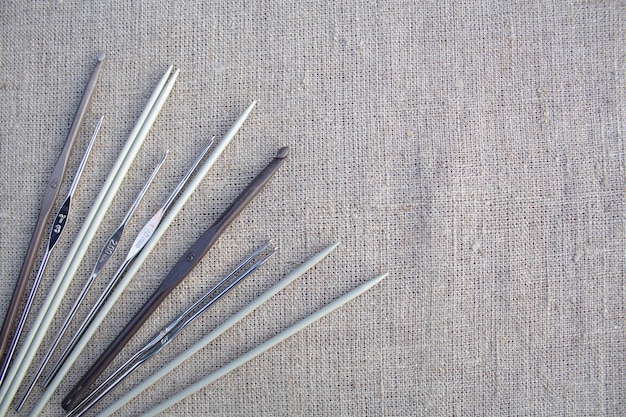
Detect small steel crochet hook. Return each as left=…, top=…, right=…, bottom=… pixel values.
left=15, top=150, right=168, bottom=411
left=66, top=241, right=277, bottom=417
left=62, top=146, right=289, bottom=411
left=41, top=138, right=215, bottom=389
left=0, top=53, right=105, bottom=376
left=0, top=116, right=103, bottom=386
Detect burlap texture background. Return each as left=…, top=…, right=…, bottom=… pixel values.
left=0, top=1, right=624, bottom=416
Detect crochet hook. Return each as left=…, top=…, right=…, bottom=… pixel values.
left=62, top=146, right=289, bottom=411
left=16, top=150, right=168, bottom=410
left=0, top=53, right=105, bottom=375
left=42, top=138, right=215, bottom=389
left=0, top=116, right=103, bottom=386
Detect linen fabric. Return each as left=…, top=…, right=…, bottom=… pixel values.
left=0, top=1, right=623, bottom=416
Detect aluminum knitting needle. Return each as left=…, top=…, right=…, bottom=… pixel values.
left=140, top=272, right=388, bottom=417
left=66, top=241, right=276, bottom=417
left=0, top=116, right=103, bottom=386
left=16, top=151, right=168, bottom=409
left=0, top=53, right=105, bottom=372
left=63, top=146, right=289, bottom=411
left=41, top=138, right=215, bottom=389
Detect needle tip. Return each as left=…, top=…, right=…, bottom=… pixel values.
left=368, top=272, right=389, bottom=287
left=96, top=51, right=106, bottom=62
left=319, top=241, right=340, bottom=258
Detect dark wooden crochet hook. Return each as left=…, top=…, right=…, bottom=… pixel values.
left=62, top=146, right=289, bottom=411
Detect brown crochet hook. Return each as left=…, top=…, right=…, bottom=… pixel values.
left=0, top=52, right=105, bottom=384
left=62, top=146, right=289, bottom=411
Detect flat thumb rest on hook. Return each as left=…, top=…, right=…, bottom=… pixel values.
left=62, top=146, right=290, bottom=411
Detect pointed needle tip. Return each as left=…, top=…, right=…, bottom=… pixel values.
left=373, top=272, right=389, bottom=284
left=243, top=101, right=257, bottom=115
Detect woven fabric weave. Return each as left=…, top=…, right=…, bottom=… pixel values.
left=0, top=1, right=624, bottom=416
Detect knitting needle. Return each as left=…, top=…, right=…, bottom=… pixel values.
left=0, top=53, right=105, bottom=377
left=27, top=102, right=256, bottom=417
left=0, top=116, right=103, bottom=387
left=42, top=138, right=215, bottom=389
left=0, top=66, right=178, bottom=414
left=16, top=151, right=169, bottom=410
left=139, top=272, right=387, bottom=417
left=78, top=241, right=339, bottom=417
left=66, top=241, right=276, bottom=417
left=62, top=146, right=289, bottom=411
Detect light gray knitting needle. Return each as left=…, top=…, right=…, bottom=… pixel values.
left=0, top=116, right=103, bottom=386
left=39, top=138, right=215, bottom=391
left=16, top=150, right=168, bottom=410
left=66, top=241, right=277, bottom=417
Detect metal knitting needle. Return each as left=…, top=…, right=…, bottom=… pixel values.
left=40, top=138, right=215, bottom=391
left=66, top=241, right=276, bottom=417
left=16, top=151, right=168, bottom=410
left=0, top=53, right=105, bottom=375
left=0, top=117, right=103, bottom=387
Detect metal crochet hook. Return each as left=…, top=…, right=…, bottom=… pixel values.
left=39, top=138, right=215, bottom=391
left=66, top=241, right=277, bottom=417
left=0, top=53, right=105, bottom=380
left=16, top=150, right=168, bottom=411
left=0, top=116, right=103, bottom=386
